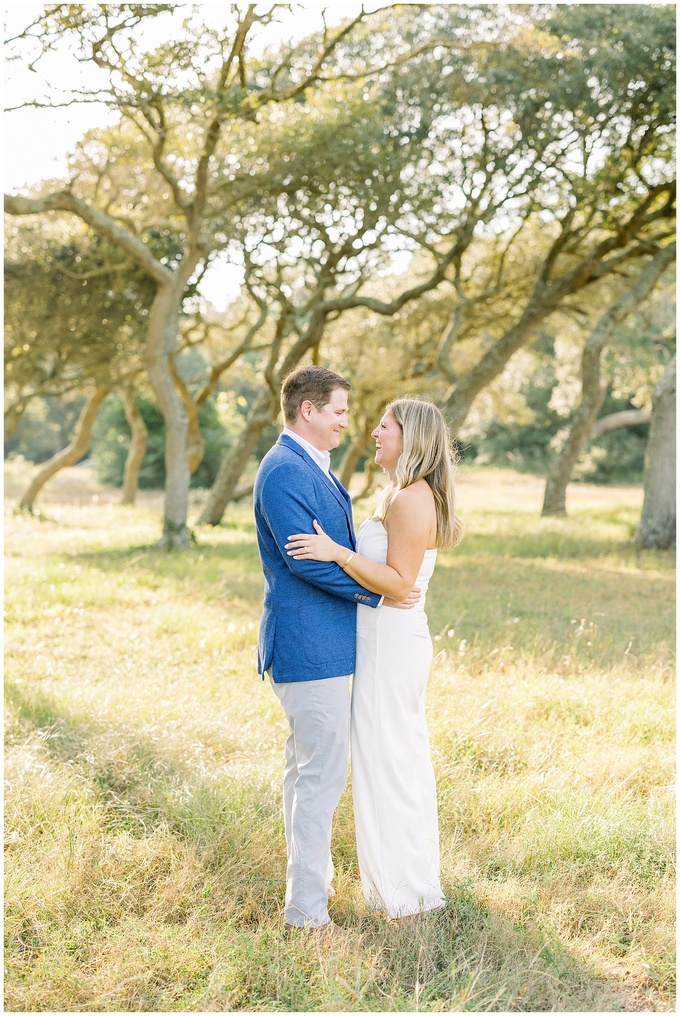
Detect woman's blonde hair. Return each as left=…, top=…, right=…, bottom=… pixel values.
left=374, top=397, right=464, bottom=550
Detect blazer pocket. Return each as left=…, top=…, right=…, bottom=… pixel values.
left=297, top=604, right=350, bottom=665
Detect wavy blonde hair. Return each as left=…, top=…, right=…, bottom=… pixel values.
left=374, top=397, right=464, bottom=550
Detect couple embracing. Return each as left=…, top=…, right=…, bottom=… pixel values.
left=254, top=365, right=463, bottom=933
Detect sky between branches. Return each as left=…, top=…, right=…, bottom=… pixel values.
left=3, top=2, right=389, bottom=307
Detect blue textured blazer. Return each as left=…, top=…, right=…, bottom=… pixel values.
left=254, top=434, right=381, bottom=682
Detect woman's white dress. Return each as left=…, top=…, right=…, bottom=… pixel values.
left=351, top=517, right=445, bottom=918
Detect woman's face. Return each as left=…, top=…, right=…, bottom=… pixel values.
left=371, top=411, right=403, bottom=476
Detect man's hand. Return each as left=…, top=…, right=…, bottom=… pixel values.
left=384, top=587, right=421, bottom=610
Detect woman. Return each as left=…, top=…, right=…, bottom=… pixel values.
left=286, top=397, right=463, bottom=919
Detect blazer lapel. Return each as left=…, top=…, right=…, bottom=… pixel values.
left=330, top=471, right=352, bottom=510
left=330, top=472, right=356, bottom=542
left=278, top=434, right=354, bottom=521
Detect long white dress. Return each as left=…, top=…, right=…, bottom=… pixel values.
left=351, top=517, right=445, bottom=918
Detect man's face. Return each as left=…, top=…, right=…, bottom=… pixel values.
left=304, top=387, right=349, bottom=451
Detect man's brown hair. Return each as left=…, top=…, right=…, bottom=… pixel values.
left=280, top=365, right=350, bottom=425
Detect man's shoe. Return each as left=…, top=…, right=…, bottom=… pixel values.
left=284, top=921, right=346, bottom=940
left=312, top=921, right=346, bottom=939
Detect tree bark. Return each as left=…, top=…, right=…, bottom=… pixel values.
left=338, top=420, right=374, bottom=490
left=168, top=354, right=205, bottom=476
left=635, top=357, right=676, bottom=548
left=541, top=347, right=608, bottom=515
left=590, top=408, right=651, bottom=438
left=18, top=385, right=109, bottom=512
left=145, top=257, right=203, bottom=547
left=440, top=195, right=675, bottom=437
left=4, top=401, right=26, bottom=441
left=542, top=243, right=675, bottom=516
left=4, top=193, right=172, bottom=285
left=3, top=190, right=200, bottom=547
left=444, top=323, right=539, bottom=435
left=233, top=481, right=255, bottom=502
left=196, top=309, right=328, bottom=525
left=352, top=456, right=379, bottom=504
left=196, top=387, right=278, bottom=525
left=120, top=387, right=148, bottom=505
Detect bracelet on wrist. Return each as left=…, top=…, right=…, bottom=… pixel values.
left=341, top=550, right=355, bottom=570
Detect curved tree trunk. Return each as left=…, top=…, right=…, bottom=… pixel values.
left=146, top=282, right=193, bottom=548
left=196, top=309, right=328, bottom=526
left=169, top=354, right=205, bottom=475
left=338, top=421, right=373, bottom=490
left=542, top=243, right=676, bottom=516
left=442, top=309, right=548, bottom=438
left=233, top=481, right=255, bottom=501
left=352, top=455, right=379, bottom=504
left=120, top=387, right=148, bottom=505
left=542, top=346, right=607, bottom=515
left=5, top=400, right=27, bottom=441
left=590, top=408, right=651, bottom=438
left=635, top=357, right=676, bottom=549
left=2, top=190, right=198, bottom=546
left=18, top=385, right=110, bottom=512
left=439, top=222, right=676, bottom=441
left=196, top=388, right=278, bottom=525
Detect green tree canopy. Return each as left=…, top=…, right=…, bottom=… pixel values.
left=4, top=220, right=159, bottom=437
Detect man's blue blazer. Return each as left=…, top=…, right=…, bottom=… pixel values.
left=254, top=434, right=381, bottom=682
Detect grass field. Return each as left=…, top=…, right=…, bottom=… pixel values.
left=4, top=461, right=675, bottom=1012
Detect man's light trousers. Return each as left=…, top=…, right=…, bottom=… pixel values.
left=270, top=673, right=350, bottom=927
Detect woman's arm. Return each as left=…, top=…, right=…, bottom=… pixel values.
left=259, top=462, right=382, bottom=607
left=286, top=483, right=436, bottom=600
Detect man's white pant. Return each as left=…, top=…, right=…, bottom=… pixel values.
left=270, top=673, right=350, bottom=927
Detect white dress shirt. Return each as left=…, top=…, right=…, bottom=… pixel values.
left=283, top=427, right=334, bottom=477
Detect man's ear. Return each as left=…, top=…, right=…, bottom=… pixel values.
left=300, top=399, right=315, bottom=421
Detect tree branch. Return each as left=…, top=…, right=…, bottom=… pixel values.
left=51, top=257, right=130, bottom=280
left=4, top=191, right=172, bottom=285
left=195, top=303, right=269, bottom=409
left=591, top=409, right=651, bottom=438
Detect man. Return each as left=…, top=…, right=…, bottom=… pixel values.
left=253, top=365, right=382, bottom=932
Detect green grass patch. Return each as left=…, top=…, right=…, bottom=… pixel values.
left=4, top=466, right=675, bottom=1011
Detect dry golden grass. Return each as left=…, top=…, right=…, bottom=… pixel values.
left=4, top=462, right=675, bottom=1012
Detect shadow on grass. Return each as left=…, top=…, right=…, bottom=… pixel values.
left=64, top=539, right=261, bottom=569
left=201, top=848, right=631, bottom=1011
left=6, top=681, right=636, bottom=1012
left=5, top=677, right=279, bottom=869
left=427, top=552, right=674, bottom=666
left=12, top=533, right=673, bottom=667
left=51, top=540, right=266, bottom=607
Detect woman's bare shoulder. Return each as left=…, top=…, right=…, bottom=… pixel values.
left=393, top=478, right=435, bottom=507
left=387, top=480, right=435, bottom=526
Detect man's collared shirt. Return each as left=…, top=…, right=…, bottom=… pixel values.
left=283, top=427, right=333, bottom=477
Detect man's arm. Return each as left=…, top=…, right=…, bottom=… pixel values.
left=260, top=463, right=381, bottom=607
